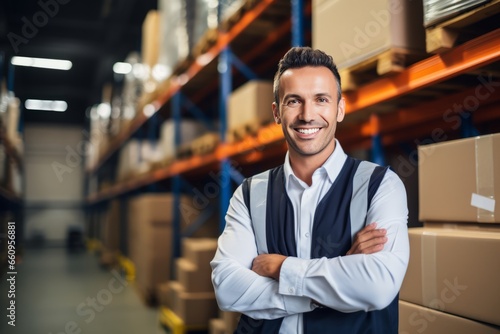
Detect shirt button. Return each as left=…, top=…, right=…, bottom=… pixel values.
left=305, top=233, right=310, bottom=238
left=288, top=287, right=294, bottom=293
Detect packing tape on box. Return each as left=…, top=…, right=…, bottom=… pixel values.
left=421, top=231, right=437, bottom=307
left=473, top=135, right=496, bottom=222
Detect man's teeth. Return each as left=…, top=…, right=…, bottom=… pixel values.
left=297, top=128, right=319, bottom=135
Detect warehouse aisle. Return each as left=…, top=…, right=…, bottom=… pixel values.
left=0, top=247, right=163, bottom=334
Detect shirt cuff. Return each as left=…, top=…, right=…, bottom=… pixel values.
left=279, top=257, right=314, bottom=313
left=278, top=256, right=309, bottom=297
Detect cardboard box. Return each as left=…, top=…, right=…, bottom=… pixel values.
left=400, top=228, right=500, bottom=326
left=220, top=310, right=240, bottom=333
left=159, top=120, right=206, bottom=160
left=176, top=258, right=214, bottom=293
left=167, top=280, right=219, bottom=326
left=419, top=134, right=500, bottom=223
left=209, top=319, right=226, bottom=334
left=141, top=10, right=160, bottom=68
left=424, top=221, right=500, bottom=232
left=399, top=300, right=500, bottom=334
left=101, top=200, right=121, bottom=251
left=182, top=238, right=218, bottom=272
left=129, top=193, right=218, bottom=239
left=227, top=80, right=274, bottom=133
left=313, top=0, right=425, bottom=69
left=158, top=281, right=170, bottom=307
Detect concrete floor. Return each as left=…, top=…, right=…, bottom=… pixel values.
left=0, top=247, right=164, bottom=334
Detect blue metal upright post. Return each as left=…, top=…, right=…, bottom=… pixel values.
left=291, top=0, right=304, bottom=46
left=180, top=93, right=215, bottom=131
left=171, top=92, right=182, bottom=259
left=147, top=114, right=160, bottom=192
left=218, top=47, right=232, bottom=232
left=370, top=115, right=386, bottom=166
left=371, top=134, right=386, bottom=166
left=460, top=112, right=479, bottom=138
left=229, top=51, right=258, bottom=81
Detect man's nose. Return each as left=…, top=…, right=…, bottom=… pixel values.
left=298, top=100, right=314, bottom=122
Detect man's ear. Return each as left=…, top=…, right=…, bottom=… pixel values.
left=272, top=102, right=281, bottom=124
left=337, top=97, right=346, bottom=123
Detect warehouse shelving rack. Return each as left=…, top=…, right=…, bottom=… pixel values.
left=0, top=53, right=23, bottom=272
left=86, top=1, right=500, bottom=329
left=87, top=27, right=500, bottom=200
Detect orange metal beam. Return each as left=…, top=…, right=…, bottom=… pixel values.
left=340, top=83, right=500, bottom=143
left=344, top=28, right=500, bottom=114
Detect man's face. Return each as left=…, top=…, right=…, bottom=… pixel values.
left=273, top=66, right=345, bottom=161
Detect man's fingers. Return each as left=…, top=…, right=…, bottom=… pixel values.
left=347, top=224, right=389, bottom=255
left=357, top=228, right=386, bottom=241
left=360, top=243, right=385, bottom=254
left=347, top=233, right=388, bottom=255
left=357, top=236, right=387, bottom=253
left=356, top=222, right=377, bottom=237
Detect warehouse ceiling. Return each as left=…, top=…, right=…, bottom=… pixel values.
left=0, top=0, right=157, bottom=125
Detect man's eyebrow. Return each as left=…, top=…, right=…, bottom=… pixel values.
left=315, top=93, right=333, bottom=98
left=283, top=93, right=302, bottom=100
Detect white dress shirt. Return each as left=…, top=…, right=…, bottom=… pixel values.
left=211, top=140, right=409, bottom=333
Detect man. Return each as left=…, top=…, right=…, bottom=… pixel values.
left=211, top=47, right=409, bottom=333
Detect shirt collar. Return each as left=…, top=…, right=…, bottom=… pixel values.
left=283, top=139, right=348, bottom=189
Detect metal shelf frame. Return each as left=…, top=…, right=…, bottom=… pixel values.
left=88, top=27, right=500, bottom=204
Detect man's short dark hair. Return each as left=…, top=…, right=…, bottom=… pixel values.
left=273, top=47, right=342, bottom=106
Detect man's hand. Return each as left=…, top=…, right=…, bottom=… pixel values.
left=347, top=222, right=387, bottom=255
left=251, top=254, right=287, bottom=280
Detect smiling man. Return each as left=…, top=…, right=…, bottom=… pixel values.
left=211, top=47, right=409, bottom=334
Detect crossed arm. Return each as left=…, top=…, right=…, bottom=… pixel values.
left=211, top=172, right=409, bottom=319
left=252, top=222, right=388, bottom=280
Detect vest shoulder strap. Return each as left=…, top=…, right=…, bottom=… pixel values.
left=349, top=160, right=390, bottom=239
left=242, top=169, right=271, bottom=254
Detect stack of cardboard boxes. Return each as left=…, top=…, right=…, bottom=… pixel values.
left=399, top=133, right=500, bottom=333
left=129, top=194, right=218, bottom=305
left=159, top=238, right=219, bottom=327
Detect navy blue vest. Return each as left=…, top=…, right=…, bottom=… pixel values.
left=235, top=157, right=398, bottom=334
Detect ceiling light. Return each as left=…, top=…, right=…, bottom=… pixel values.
left=113, top=62, right=132, bottom=74
left=25, top=99, right=67, bottom=112
left=12, top=56, right=72, bottom=70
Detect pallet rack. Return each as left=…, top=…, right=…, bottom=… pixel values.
left=85, top=1, right=500, bottom=330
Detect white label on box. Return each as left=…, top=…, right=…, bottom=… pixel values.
left=471, top=193, right=496, bottom=212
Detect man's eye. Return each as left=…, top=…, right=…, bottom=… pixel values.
left=317, top=97, right=328, bottom=103
left=287, top=99, right=299, bottom=105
